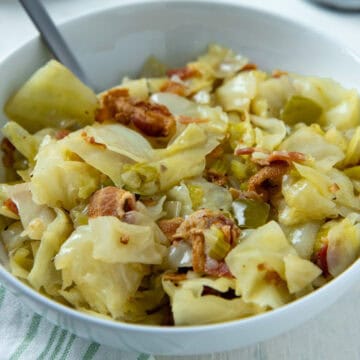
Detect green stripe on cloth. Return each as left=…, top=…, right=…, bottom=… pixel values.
left=59, top=333, right=76, bottom=360
left=38, top=325, right=60, bottom=360
left=137, top=355, right=151, bottom=360
left=50, top=329, right=68, bottom=359
left=0, top=285, right=5, bottom=308
left=82, top=342, right=100, bottom=360
left=9, top=314, right=42, bottom=360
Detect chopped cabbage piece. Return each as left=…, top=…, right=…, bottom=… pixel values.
left=279, top=126, right=344, bottom=170
left=163, top=276, right=263, bottom=325
left=55, top=225, right=148, bottom=319
left=28, top=209, right=73, bottom=295
left=5, top=60, right=97, bottom=132
left=30, top=137, right=101, bottom=210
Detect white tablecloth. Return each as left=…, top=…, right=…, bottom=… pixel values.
left=0, top=1, right=360, bottom=359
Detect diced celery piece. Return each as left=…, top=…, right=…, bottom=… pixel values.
left=208, top=159, right=227, bottom=175
left=187, top=184, right=204, bottom=209
left=281, top=95, right=323, bottom=125
left=204, top=225, right=231, bottom=260
left=230, top=160, right=247, bottom=180
left=121, top=163, right=159, bottom=195
left=232, top=199, right=270, bottom=228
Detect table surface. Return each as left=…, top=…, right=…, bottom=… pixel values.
left=1, top=1, right=360, bottom=359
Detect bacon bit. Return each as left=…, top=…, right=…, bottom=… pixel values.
left=241, top=63, right=258, bottom=71
left=173, top=209, right=240, bottom=274
left=174, top=209, right=240, bottom=245
left=3, top=198, right=19, bottom=215
left=1, top=138, right=15, bottom=168
left=160, top=81, right=186, bottom=96
left=158, top=217, right=184, bottom=241
left=88, top=186, right=136, bottom=219
left=166, top=66, right=200, bottom=80
left=229, top=188, right=263, bottom=202
left=313, top=243, right=329, bottom=276
left=248, top=162, right=289, bottom=200
left=119, top=235, right=129, bottom=245
left=96, top=88, right=175, bottom=137
left=257, top=263, right=266, bottom=271
left=234, top=147, right=258, bottom=156
left=192, top=233, right=206, bottom=273
left=178, top=115, right=209, bottom=124
left=264, top=270, right=283, bottom=286
left=205, top=259, right=234, bottom=278
left=272, top=69, right=288, bottom=78
left=162, top=272, right=188, bottom=282
left=329, top=183, right=340, bottom=193
left=96, top=88, right=130, bottom=123
left=235, top=147, right=306, bottom=166
left=206, top=144, right=225, bottom=160
left=55, top=129, right=71, bottom=140
left=252, top=151, right=306, bottom=166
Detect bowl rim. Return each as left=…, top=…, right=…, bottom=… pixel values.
left=1, top=0, right=360, bottom=334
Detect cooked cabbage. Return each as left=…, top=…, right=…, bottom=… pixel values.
left=5, top=60, right=97, bottom=132
left=163, top=276, right=264, bottom=325
left=1, top=44, right=360, bottom=327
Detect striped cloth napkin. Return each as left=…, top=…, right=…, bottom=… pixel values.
left=0, top=283, right=156, bottom=360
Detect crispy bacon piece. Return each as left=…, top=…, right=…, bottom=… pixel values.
left=166, top=66, right=200, bottom=80
left=88, top=186, right=136, bottom=220
left=174, top=209, right=240, bottom=246
left=160, top=81, right=186, bottom=96
left=173, top=209, right=240, bottom=275
left=192, top=233, right=206, bottom=273
left=1, top=138, right=15, bottom=168
left=157, top=217, right=184, bottom=241
left=252, top=151, right=306, bottom=166
left=235, top=147, right=306, bottom=166
left=248, top=162, right=289, bottom=200
left=3, top=198, right=19, bottom=216
left=55, top=129, right=71, bottom=140
left=241, top=63, right=258, bottom=71
left=96, top=88, right=175, bottom=137
left=234, top=147, right=258, bottom=156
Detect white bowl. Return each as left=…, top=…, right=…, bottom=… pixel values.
left=1, top=0, right=360, bottom=355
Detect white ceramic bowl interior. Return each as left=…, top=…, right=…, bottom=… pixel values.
left=0, top=0, right=360, bottom=355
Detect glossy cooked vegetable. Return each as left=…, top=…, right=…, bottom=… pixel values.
left=1, top=44, right=360, bottom=326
